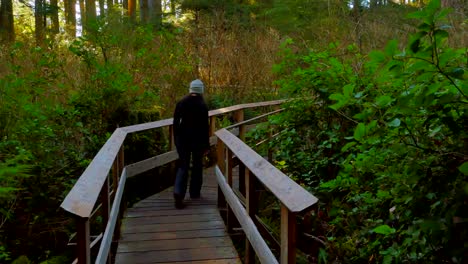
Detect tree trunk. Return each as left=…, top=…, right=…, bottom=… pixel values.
left=152, top=0, right=162, bottom=29
left=35, top=0, right=45, bottom=45
left=353, top=0, right=362, bottom=52
left=106, top=0, right=113, bottom=12
left=98, top=0, right=105, bottom=16
left=50, top=0, right=60, bottom=35
left=79, top=0, right=85, bottom=27
left=0, top=0, right=15, bottom=43
left=141, top=0, right=149, bottom=23
left=122, top=0, right=128, bottom=13
left=128, top=0, right=136, bottom=21
left=85, top=0, right=97, bottom=29
left=65, top=0, right=76, bottom=36
left=170, top=0, right=175, bottom=14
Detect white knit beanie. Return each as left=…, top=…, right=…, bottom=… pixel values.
left=189, top=79, right=204, bottom=94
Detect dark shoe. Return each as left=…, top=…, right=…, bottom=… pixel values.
left=174, top=194, right=185, bottom=209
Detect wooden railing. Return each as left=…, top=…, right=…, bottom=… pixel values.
left=215, top=127, right=318, bottom=263
left=60, top=100, right=284, bottom=264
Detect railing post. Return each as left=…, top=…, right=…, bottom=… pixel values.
left=77, top=217, right=91, bottom=264
left=239, top=163, right=246, bottom=196
left=281, top=204, right=296, bottom=264
left=234, top=109, right=245, bottom=140
left=114, top=146, right=125, bottom=241
left=100, top=176, right=111, bottom=263
left=216, top=141, right=226, bottom=209
left=169, top=125, right=176, bottom=151
left=209, top=116, right=216, bottom=137
left=226, top=149, right=236, bottom=233
left=112, top=156, right=119, bottom=194
left=245, top=168, right=257, bottom=264
left=118, top=146, right=125, bottom=172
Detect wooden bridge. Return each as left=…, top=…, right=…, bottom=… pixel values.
left=61, top=100, right=318, bottom=264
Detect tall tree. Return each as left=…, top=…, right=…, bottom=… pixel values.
left=128, top=0, right=136, bottom=21
left=149, top=0, right=162, bottom=28
left=106, top=0, right=113, bottom=12
left=79, top=0, right=85, bottom=26
left=35, top=0, right=45, bottom=44
left=98, top=0, right=105, bottom=15
left=0, top=0, right=15, bottom=42
left=64, top=0, right=77, bottom=36
left=50, top=0, right=60, bottom=34
left=85, top=0, right=97, bottom=28
left=141, top=0, right=150, bottom=23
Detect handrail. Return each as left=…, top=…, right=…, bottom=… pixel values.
left=215, top=166, right=278, bottom=264
left=60, top=99, right=284, bottom=264
left=215, top=127, right=318, bottom=263
left=216, top=129, right=317, bottom=213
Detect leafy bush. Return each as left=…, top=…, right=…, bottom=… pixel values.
left=258, top=1, right=467, bottom=262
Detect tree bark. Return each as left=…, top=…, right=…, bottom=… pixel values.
left=106, top=0, right=113, bottom=12
left=35, top=0, right=45, bottom=45
left=141, top=0, right=149, bottom=23
left=85, top=0, right=97, bottom=30
left=79, top=0, right=85, bottom=27
left=170, top=0, right=175, bottom=14
left=128, top=0, right=136, bottom=21
left=0, top=0, right=15, bottom=43
left=65, top=0, right=76, bottom=36
left=98, top=0, right=105, bottom=16
left=153, top=0, right=162, bottom=28
left=51, top=0, right=60, bottom=35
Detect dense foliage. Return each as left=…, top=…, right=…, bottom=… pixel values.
left=257, top=1, right=467, bottom=262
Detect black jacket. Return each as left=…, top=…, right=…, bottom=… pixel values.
left=173, top=94, right=209, bottom=151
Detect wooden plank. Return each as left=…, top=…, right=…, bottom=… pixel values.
left=119, top=229, right=228, bottom=242
left=125, top=206, right=219, bottom=217
left=208, top=100, right=285, bottom=117
left=123, top=214, right=220, bottom=225
left=122, top=221, right=225, bottom=234
left=118, top=237, right=233, bottom=252
left=245, top=168, right=257, bottom=264
left=215, top=166, right=278, bottom=264
left=96, top=169, right=127, bottom=264
left=61, top=128, right=127, bottom=218
left=224, top=108, right=284, bottom=131
left=119, top=100, right=284, bottom=135
left=126, top=151, right=178, bottom=178
left=121, top=118, right=173, bottom=134
left=116, top=247, right=239, bottom=263
left=215, top=129, right=318, bottom=213
left=167, top=259, right=241, bottom=264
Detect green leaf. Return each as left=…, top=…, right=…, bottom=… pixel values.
left=448, top=68, right=464, bottom=79
left=341, top=142, right=356, bottom=152
left=353, top=123, right=366, bottom=141
left=373, top=225, right=396, bottom=235
left=459, top=162, right=468, bottom=175
left=369, top=50, right=386, bottom=63
left=388, top=118, right=401, bottom=127
left=343, top=84, right=354, bottom=98
left=384, top=40, right=398, bottom=56
left=329, top=93, right=347, bottom=110
left=383, top=255, right=393, bottom=264
left=375, top=95, right=393, bottom=108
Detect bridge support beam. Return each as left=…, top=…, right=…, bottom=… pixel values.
left=77, top=217, right=91, bottom=264
left=281, top=205, right=296, bottom=264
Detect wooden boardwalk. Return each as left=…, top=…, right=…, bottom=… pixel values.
left=115, top=167, right=241, bottom=264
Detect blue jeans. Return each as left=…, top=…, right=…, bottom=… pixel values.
left=174, top=146, right=203, bottom=198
